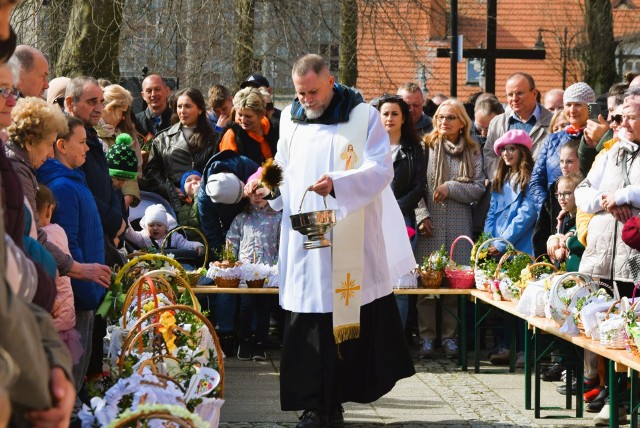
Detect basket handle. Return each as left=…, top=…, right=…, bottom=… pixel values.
left=114, top=253, right=187, bottom=288
left=298, top=186, right=328, bottom=214
left=449, top=235, right=474, bottom=263
left=161, top=226, right=209, bottom=271
left=493, top=250, right=534, bottom=280
left=472, top=237, right=513, bottom=262
left=528, top=262, right=558, bottom=273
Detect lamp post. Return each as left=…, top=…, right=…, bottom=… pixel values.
left=534, top=26, right=582, bottom=90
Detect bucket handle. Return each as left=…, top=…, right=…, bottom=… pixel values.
left=298, top=186, right=328, bottom=214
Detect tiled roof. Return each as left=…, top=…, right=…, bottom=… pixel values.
left=357, top=0, right=640, bottom=102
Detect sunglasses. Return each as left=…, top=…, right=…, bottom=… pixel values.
left=437, top=115, right=458, bottom=122
left=611, top=114, right=623, bottom=125
left=265, top=102, right=274, bottom=111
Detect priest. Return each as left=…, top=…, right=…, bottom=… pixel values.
left=246, top=53, right=416, bottom=428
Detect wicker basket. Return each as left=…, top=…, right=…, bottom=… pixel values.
left=494, top=250, right=535, bottom=301
left=162, top=226, right=209, bottom=287
left=444, top=236, right=475, bottom=289
left=246, top=278, right=266, bottom=288
left=471, top=237, right=513, bottom=291
left=599, top=300, right=627, bottom=349
left=118, top=304, right=225, bottom=398
left=215, top=276, right=241, bottom=288
left=547, top=272, right=594, bottom=326
left=418, top=269, right=443, bottom=289
left=109, top=404, right=207, bottom=428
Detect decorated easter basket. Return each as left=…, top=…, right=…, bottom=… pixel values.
left=471, top=237, right=512, bottom=291
left=117, top=304, right=224, bottom=399
left=493, top=250, right=535, bottom=301
left=546, top=272, right=595, bottom=326
left=444, top=236, right=475, bottom=289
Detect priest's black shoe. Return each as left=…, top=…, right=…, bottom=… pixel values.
left=330, top=404, right=345, bottom=428
left=296, top=409, right=329, bottom=428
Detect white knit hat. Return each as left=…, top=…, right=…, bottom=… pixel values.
left=206, top=172, right=244, bottom=204
left=140, top=204, right=168, bottom=228
left=563, top=82, right=595, bottom=105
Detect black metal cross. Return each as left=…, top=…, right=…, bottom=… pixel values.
left=436, top=0, right=546, bottom=96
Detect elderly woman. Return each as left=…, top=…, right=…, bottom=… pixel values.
left=415, top=98, right=485, bottom=358
left=142, top=87, right=217, bottom=211
left=529, top=82, right=595, bottom=210
left=577, top=94, right=640, bottom=289
left=96, top=84, right=141, bottom=207
left=218, top=87, right=279, bottom=164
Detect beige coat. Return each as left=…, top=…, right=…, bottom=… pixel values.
left=576, top=140, right=640, bottom=282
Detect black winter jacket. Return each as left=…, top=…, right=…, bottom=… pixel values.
left=142, top=123, right=217, bottom=211
left=391, top=139, right=427, bottom=217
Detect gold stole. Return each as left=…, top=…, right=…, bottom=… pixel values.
left=332, top=104, right=368, bottom=344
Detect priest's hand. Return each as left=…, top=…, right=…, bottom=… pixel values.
left=244, top=179, right=269, bottom=202
left=310, top=174, right=333, bottom=197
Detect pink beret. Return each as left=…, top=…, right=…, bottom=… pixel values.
left=494, top=129, right=533, bottom=156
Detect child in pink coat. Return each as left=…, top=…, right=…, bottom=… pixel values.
left=36, top=184, right=84, bottom=364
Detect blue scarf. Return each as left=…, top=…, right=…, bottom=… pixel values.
left=289, top=83, right=363, bottom=125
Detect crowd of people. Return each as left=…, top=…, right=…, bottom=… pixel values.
left=1, top=5, right=640, bottom=427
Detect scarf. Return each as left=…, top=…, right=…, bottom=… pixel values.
left=565, top=125, right=584, bottom=137
left=290, top=83, right=363, bottom=125
left=431, top=135, right=475, bottom=191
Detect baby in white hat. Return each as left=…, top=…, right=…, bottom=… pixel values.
left=125, top=204, right=205, bottom=256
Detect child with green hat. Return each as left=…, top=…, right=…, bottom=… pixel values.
left=106, top=133, right=140, bottom=208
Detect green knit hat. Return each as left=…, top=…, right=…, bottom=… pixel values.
left=106, top=133, right=138, bottom=180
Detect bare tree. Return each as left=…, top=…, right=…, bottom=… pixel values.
left=234, top=0, right=255, bottom=91
left=339, top=0, right=358, bottom=86
left=578, top=0, right=617, bottom=95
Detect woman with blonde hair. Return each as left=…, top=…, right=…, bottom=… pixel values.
left=96, top=84, right=142, bottom=207
left=218, top=87, right=279, bottom=164
left=415, top=98, right=485, bottom=358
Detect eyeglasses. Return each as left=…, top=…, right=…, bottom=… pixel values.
left=555, top=191, right=574, bottom=199
left=379, top=94, right=403, bottom=102
left=611, top=114, right=623, bottom=125
left=505, top=89, right=533, bottom=99
left=437, top=115, right=458, bottom=121
left=0, top=87, right=19, bottom=99
left=265, top=102, right=274, bottom=111
left=500, top=146, right=517, bottom=154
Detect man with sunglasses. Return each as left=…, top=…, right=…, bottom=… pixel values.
left=483, top=72, right=553, bottom=181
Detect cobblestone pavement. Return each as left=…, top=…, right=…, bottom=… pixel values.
left=218, top=346, right=611, bottom=427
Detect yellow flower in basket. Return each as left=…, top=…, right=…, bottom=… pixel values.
left=159, top=311, right=178, bottom=354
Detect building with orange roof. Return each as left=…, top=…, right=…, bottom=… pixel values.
left=357, top=0, right=640, bottom=103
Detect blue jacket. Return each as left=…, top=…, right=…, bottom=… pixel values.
left=37, top=159, right=106, bottom=310
left=82, top=126, right=124, bottom=239
left=484, top=179, right=537, bottom=255
left=529, top=130, right=582, bottom=209
left=198, top=150, right=259, bottom=256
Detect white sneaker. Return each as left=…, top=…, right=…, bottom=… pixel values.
left=593, top=404, right=628, bottom=426
left=419, top=338, right=434, bottom=358
left=442, top=338, right=458, bottom=358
